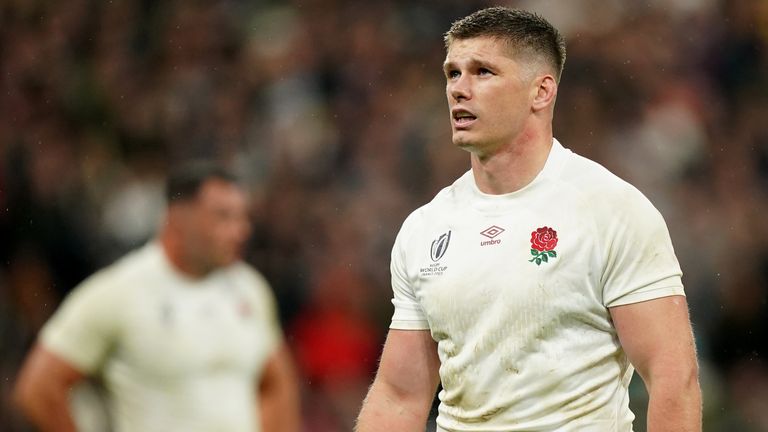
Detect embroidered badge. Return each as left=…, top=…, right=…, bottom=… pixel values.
left=423, top=230, right=451, bottom=277
left=430, top=230, right=452, bottom=262
left=529, top=226, right=558, bottom=266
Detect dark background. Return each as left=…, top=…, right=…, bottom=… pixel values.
left=1, top=0, right=767, bottom=430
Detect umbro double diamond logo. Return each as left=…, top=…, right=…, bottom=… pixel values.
left=480, top=225, right=504, bottom=246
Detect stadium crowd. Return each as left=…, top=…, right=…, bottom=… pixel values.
left=1, top=0, right=766, bottom=430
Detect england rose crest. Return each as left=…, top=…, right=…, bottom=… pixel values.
left=529, top=226, right=558, bottom=266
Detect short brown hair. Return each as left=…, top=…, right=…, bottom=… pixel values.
left=444, top=7, right=566, bottom=81
left=165, top=160, right=239, bottom=203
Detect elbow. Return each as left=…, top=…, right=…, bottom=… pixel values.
left=674, top=362, right=701, bottom=402
left=13, top=357, right=56, bottom=421
left=13, top=373, right=38, bottom=419
left=644, top=355, right=701, bottom=396
left=676, top=355, right=700, bottom=390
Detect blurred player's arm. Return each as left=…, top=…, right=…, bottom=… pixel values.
left=611, top=295, right=702, bottom=432
left=355, top=329, right=440, bottom=432
left=259, top=342, right=301, bottom=432
left=14, top=344, right=86, bottom=432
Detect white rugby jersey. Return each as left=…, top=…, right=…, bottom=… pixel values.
left=41, top=242, right=282, bottom=432
left=390, top=139, right=684, bottom=431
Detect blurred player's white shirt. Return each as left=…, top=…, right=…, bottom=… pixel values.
left=41, top=242, right=282, bottom=432
left=390, top=139, right=685, bottom=432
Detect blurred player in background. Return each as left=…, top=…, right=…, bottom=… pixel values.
left=14, top=161, right=300, bottom=432
left=357, top=7, right=701, bottom=432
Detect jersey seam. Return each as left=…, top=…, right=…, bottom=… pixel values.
left=607, top=285, right=684, bottom=307
left=548, top=172, right=606, bottom=291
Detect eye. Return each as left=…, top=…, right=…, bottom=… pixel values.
left=478, top=67, right=493, bottom=76
left=446, top=70, right=460, bottom=79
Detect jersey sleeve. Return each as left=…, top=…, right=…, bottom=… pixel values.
left=600, top=187, right=685, bottom=307
left=243, top=266, right=284, bottom=355
left=39, top=272, right=122, bottom=374
left=390, top=211, right=430, bottom=330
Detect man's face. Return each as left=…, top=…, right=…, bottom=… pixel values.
left=180, top=179, right=252, bottom=272
left=444, top=36, right=537, bottom=155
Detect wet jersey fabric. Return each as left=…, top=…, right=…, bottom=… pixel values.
left=390, top=139, right=684, bottom=431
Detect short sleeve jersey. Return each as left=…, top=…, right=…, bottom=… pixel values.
left=41, top=242, right=283, bottom=432
left=390, top=139, right=684, bottom=431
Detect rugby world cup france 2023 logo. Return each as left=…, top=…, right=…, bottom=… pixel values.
left=430, top=231, right=451, bottom=262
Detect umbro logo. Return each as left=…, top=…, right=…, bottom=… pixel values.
left=480, top=225, right=504, bottom=246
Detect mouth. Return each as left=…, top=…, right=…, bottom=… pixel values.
left=452, top=109, right=477, bottom=129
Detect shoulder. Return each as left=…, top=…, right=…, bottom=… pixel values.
left=41, top=245, right=159, bottom=342
left=230, top=262, right=270, bottom=287
left=224, top=263, right=281, bottom=328
left=399, top=170, right=472, bottom=234
left=555, top=150, right=669, bottom=247
left=560, top=151, right=660, bottom=217
left=69, top=243, right=158, bottom=301
left=227, top=262, right=275, bottom=300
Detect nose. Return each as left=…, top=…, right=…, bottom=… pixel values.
left=448, top=74, right=471, bottom=102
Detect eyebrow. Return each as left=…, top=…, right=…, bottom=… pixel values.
left=442, top=58, right=495, bottom=71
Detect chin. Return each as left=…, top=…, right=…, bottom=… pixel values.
left=452, top=132, right=471, bottom=146
left=453, top=135, right=479, bottom=152
left=212, top=254, right=238, bottom=269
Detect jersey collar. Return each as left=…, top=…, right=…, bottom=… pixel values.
left=461, top=138, right=569, bottom=213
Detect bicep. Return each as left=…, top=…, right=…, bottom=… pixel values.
left=258, top=343, right=301, bottom=432
left=16, top=344, right=86, bottom=400
left=610, top=295, right=698, bottom=381
left=259, top=343, right=298, bottom=393
left=375, top=329, right=440, bottom=401
left=40, top=277, right=122, bottom=373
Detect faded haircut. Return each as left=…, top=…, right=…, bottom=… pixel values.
left=165, top=160, right=239, bottom=204
left=444, top=7, right=566, bottom=82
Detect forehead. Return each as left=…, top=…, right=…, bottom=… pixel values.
left=197, top=178, right=247, bottom=207
left=444, top=36, right=515, bottom=65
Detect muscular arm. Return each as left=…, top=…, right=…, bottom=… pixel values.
left=259, top=343, right=301, bottom=432
left=610, top=295, right=702, bottom=432
left=355, top=329, right=441, bottom=432
left=14, top=344, right=87, bottom=432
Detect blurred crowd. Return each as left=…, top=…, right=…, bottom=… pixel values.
left=1, top=0, right=766, bottom=430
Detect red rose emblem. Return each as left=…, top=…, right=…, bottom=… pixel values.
left=530, top=227, right=558, bottom=252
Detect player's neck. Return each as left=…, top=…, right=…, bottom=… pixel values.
left=159, top=231, right=210, bottom=279
left=470, top=129, right=553, bottom=195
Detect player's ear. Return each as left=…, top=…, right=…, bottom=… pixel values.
left=532, top=74, right=557, bottom=112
